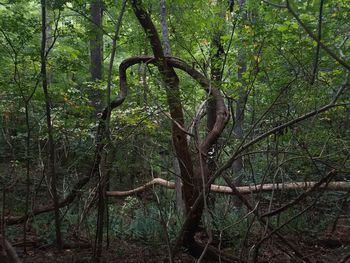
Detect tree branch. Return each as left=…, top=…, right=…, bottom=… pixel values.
left=285, top=0, right=350, bottom=72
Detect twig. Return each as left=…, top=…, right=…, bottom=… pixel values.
left=285, top=0, right=350, bottom=72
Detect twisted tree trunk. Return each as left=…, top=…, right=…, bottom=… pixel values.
left=130, top=0, right=229, bottom=258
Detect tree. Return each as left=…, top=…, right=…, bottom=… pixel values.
left=129, top=0, right=229, bottom=259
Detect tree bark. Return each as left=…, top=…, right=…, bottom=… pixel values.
left=160, top=0, right=171, bottom=57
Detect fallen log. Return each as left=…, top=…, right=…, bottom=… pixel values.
left=5, top=178, right=349, bottom=225
left=106, top=178, right=350, bottom=197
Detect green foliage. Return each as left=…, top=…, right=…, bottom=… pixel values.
left=211, top=202, right=249, bottom=246
left=0, top=0, right=349, bottom=258
left=110, top=195, right=181, bottom=245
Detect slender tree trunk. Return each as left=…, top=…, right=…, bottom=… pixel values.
left=232, top=0, right=248, bottom=196
left=232, top=54, right=246, bottom=199
left=160, top=0, right=171, bottom=56
left=40, top=0, right=62, bottom=249
left=90, top=0, right=104, bottom=113
left=93, top=1, right=127, bottom=261
left=208, top=0, right=225, bottom=168
left=23, top=102, right=30, bottom=254
left=159, top=0, right=185, bottom=215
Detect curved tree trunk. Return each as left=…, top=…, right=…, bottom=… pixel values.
left=130, top=0, right=229, bottom=258
left=130, top=1, right=199, bottom=253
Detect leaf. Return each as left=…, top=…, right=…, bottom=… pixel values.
left=277, top=24, right=289, bottom=32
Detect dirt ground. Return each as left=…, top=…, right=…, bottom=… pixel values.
left=13, top=228, right=350, bottom=263
left=17, top=239, right=193, bottom=263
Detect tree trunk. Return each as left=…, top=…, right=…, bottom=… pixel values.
left=93, top=1, right=127, bottom=261
left=40, top=0, right=62, bottom=249
left=131, top=1, right=229, bottom=259
left=232, top=0, right=248, bottom=205
left=208, top=0, right=225, bottom=171
left=159, top=0, right=185, bottom=215
left=160, top=0, right=171, bottom=57
left=90, top=0, right=104, bottom=113
left=131, top=0, right=200, bottom=254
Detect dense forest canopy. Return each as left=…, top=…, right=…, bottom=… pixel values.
left=0, top=0, right=349, bottom=262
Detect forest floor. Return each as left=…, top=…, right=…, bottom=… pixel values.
left=11, top=226, right=350, bottom=262
left=3, top=166, right=350, bottom=262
